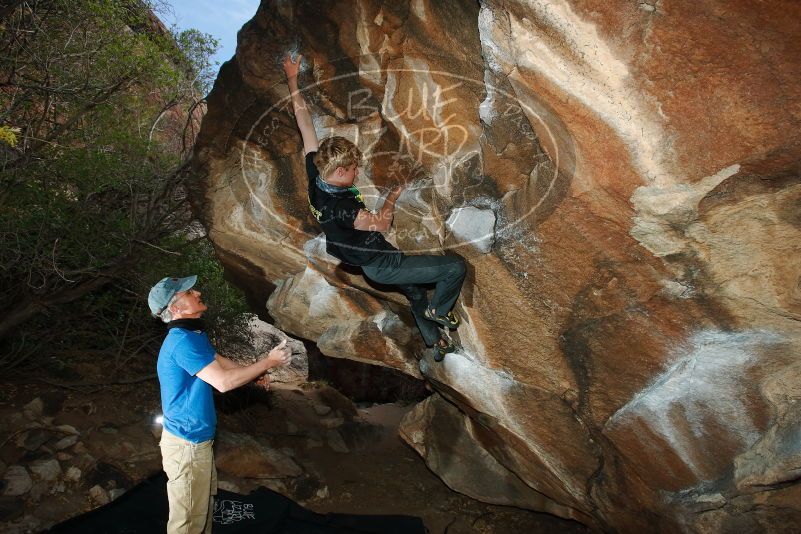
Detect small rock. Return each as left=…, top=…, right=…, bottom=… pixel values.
left=320, top=417, right=344, bottom=429
left=312, top=403, right=332, bottom=416
left=639, top=2, right=656, bottom=12
left=109, top=488, right=126, bottom=501
left=326, top=429, right=350, bottom=453
left=72, top=442, right=88, bottom=454
left=29, top=458, right=61, bottom=482
left=55, top=424, right=79, bottom=435
left=56, top=452, right=72, bottom=462
left=2, top=466, right=32, bottom=496
left=22, top=398, right=44, bottom=420
left=51, top=481, right=65, bottom=494
left=64, top=466, right=82, bottom=483
left=89, top=485, right=110, bottom=506
left=18, top=429, right=50, bottom=451
left=315, top=486, right=330, bottom=499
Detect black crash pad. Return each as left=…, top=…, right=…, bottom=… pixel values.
left=49, top=472, right=426, bottom=533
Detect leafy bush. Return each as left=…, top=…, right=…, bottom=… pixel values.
left=0, top=0, right=251, bottom=376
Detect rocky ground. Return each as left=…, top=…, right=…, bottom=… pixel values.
left=0, top=355, right=589, bottom=533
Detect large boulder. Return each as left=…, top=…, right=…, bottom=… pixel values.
left=223, top=316, right=310, bottom=383
left=190, top=0, right=801, bottom=531
left=400, top=393, right=591, bottom=522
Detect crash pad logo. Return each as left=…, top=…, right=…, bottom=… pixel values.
left=213, top=499, right=255, bottom=525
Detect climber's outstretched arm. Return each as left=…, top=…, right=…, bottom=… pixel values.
left=283, top=54, right=318, bottom=155
left=353, top=184, right=405, bottom=232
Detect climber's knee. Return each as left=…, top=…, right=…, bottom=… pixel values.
left=449, top=256, right=466, bottom=278
left=399, top=284, right=426, bottom=303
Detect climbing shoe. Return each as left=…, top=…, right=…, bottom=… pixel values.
left=424, top=308, right=460, bottom=329
left=433, top=338, right=457, bottom=362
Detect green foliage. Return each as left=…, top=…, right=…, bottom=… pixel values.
left=0, top=0, right=251, bottom=374
left=173, top=28, right=221, bottom=96
left=0, top=127, right=20, bottom=147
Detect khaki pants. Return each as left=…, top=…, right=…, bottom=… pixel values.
left=160, top=429, right=218, bottom=534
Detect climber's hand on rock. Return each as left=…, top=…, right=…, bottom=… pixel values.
left=283, top=53, right=303, bottom=79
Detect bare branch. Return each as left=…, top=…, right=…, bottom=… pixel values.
left=51, top=238, right=76, bottom=282
left=133, top=239, right=182, bottom=256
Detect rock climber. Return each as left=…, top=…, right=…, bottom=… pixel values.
left=282, top=53, right=466, bottom=361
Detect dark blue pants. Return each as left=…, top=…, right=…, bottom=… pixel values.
left=362, top=252, right=466, bottom=347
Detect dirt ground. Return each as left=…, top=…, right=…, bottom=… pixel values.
left=0, top=356, right=590, bottom=534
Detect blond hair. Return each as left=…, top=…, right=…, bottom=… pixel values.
left=314, top=136, right=362, bottom=179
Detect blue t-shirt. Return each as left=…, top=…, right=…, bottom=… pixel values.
left=157, top=328, right=217, bottom=443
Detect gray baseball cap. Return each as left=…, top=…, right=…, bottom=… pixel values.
left=148, top=275, right=197, bottom=317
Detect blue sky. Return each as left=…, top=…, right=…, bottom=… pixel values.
left=160, top=0, right=261, bottom=70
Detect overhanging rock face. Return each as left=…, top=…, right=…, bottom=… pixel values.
left=190, top=1, right=801, bottom=531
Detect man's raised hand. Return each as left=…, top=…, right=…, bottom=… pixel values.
left=254, top=341, right=288, bottom=389
left=265, top=339, right=291, bottom=368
